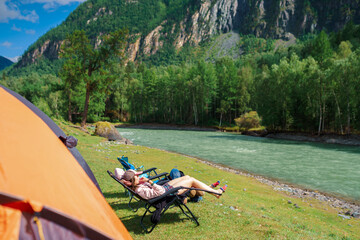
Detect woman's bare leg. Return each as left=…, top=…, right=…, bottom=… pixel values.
left=196, top=190, right=205, bottom=196
left=167, top=175, right=191, bottom=185
left=168, top=176, right=222, bottom=197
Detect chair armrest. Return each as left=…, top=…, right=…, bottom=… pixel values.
left=136, top=165, right=145, bottom=171
left=143, top=167, right=157, bottom=174
left=147, top=187, right=182, bottom=204
left=148, top=172, right=169, bottom=180
left=155, top=179, right=170, bottom=185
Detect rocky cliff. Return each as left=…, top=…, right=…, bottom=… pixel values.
left=18, top=40, right=63, bottom=68
left=17, top=0, right=360, bottom=67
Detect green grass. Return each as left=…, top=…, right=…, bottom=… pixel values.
left=59, top=121, right=360, bottom=239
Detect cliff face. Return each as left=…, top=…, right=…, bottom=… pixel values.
left=187, top=0, right=359, bottom=40
left=18, top=40, right=63, bottom=67
left=17, top=0, right=360, bottom=67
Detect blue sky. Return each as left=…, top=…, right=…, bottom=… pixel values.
left=0, top=0, right=85, bottom=62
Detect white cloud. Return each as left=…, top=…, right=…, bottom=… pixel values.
left=0, top=0, right=39, bottom=23
left=11, top=24, right=22, bottom=32
left=0, top=0, right=20, bottom=23
left=22, top=0, right=86, bottom=10
left=21, top=10, right=39, bottom=22
left=1, top=41, right=12, bottom=47
left=0, top=0, right=84, bottom=22
left=25, top=29, right=36, bottom=34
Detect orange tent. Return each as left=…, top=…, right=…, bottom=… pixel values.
left=0, top=85, right=132, bottom=239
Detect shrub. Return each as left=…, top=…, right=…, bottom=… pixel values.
left=234, top=111, right=261, bottom=131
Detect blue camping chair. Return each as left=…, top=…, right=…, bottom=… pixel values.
left=117, top=155, right=158, bottom=178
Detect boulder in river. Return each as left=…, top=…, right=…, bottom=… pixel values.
left=94, top=121, right=122, bottom=141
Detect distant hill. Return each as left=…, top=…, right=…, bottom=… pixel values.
left=0, top=56, right=13, bottom=71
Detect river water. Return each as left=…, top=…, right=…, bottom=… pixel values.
left=118, top=128, right=360, bottom=200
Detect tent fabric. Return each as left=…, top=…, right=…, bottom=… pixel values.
left=0, top=86, right=101, bottom=193
left=0, top=205, right=21, bottom=239
left=0, top=86, right=132, bottom=239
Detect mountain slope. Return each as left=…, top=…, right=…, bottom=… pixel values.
left=14, top=0, right=360, bottom=69
left=0, top=56, right=13, bottom=71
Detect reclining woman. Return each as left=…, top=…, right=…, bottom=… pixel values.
left=120, top=170, right=227, bottom=200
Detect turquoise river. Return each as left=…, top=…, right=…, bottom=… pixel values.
left=118, top=128, right=360, bottom=201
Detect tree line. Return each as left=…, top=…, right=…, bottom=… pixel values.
left=1, top=23, right=360, bottom=134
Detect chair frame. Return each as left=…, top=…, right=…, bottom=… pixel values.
left=107, top=170, right=218, bottom=233
left=117, top=156, right=159, bottom=177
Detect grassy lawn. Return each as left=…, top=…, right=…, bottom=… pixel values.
left=59, top=122, right=359, bottom=240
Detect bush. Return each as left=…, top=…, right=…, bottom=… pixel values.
left=234, top=111, right=261, bottom=131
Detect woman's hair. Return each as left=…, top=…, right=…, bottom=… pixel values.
left=129, top=175, right=138, bottom=190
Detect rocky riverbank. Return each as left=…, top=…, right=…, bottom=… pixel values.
left=264, top=132, right=360, bottom=146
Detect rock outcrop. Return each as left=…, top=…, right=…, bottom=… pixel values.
left=18, top=40, right=63, bottom=67
left=142, top=24, right=165, bottom=56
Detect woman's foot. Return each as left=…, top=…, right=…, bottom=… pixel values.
left=210, top=180, right=220, bottom=188
left=220, top=185, right=227, bottom=193
left=215, top=185, right=227, bottom=198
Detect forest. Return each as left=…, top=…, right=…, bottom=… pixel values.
left=1, top=22, right=360, bottom=134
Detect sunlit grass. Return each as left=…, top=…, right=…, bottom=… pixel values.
left=59, top=121, right=360, bottom=239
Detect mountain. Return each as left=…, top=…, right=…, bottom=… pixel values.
left=0, top=56, right=14, bottom=71
left=14, top=0, right=360, bottom=68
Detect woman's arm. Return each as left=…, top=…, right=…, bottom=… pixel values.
left=136, top=182, right=166, bottom=200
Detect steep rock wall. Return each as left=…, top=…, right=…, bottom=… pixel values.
left=18, top=40, right=63, bottom=67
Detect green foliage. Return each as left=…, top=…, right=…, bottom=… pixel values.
left=311, top=30, right=333, bottom=63
left=87, top=89, right=107, bottom=123
left=7, top=58, right=63, bottom=77
left=239, top=35, right=274, bottom=54
left=234, top=111, right=261, bottom=131
left=59, top=29, right=128, bottom=126
left=331, top=21, right=360, bottom=50
left=1, top=72, right=64, bottom=117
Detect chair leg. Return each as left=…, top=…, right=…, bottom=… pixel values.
left=140, top=199, right=176, bottom=233
left=140, top=197, right=199, bottom=234
left=140, top=204, right=158, bottom=233
left=128, top=195, right=142, bottom=212
left=177, top=201, right=200, bottom=226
